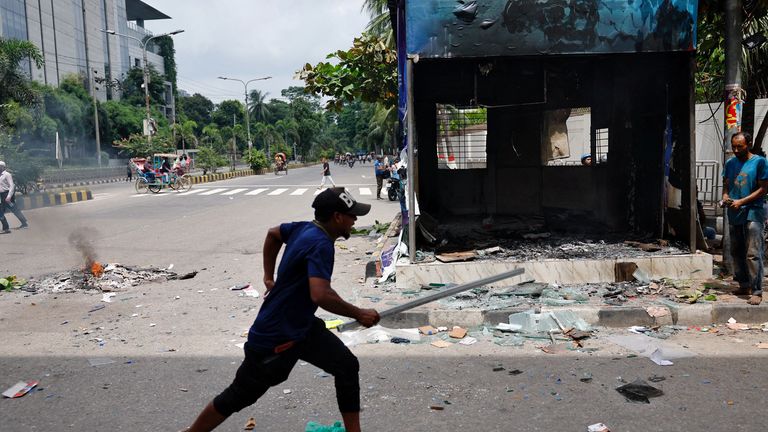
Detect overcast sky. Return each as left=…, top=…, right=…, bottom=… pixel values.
left=147, top=1, right=371, bottom=104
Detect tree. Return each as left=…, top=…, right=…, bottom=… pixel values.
left=102, top=100, right=144, bottom=144
left=177, top=93, right=214, bottom=133
left=112, top=132, right=173, bottom=157
left=196, top=145, right=227, bottom=174
left=0, top=37, right=44, bottom=113
left=175, top=120, right=199, bottom=151
left=244, top=148, right=268, bottom=170
left=298, top=33, right=397, bottom=111
left=120, top=65, right=166, bottom=108
left=212, top=99, right=244, bottom=129
left=362, top=0, right=395, bottom=46
left=248, top=89, right=270, bottom=123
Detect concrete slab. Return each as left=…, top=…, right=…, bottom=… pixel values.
left=396, top=252, right=713, bottom=289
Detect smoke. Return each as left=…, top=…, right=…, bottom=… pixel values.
left=68, top=227, right=99, bottom=268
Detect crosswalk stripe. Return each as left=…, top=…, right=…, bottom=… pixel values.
left=290, top=188, right=308, bottom=195
left=359, top=187, right=372, bottom=196
left=268, top=188, right=288, bottom=196
left=222, top=188, right=248, bottom=195
left=245, top=188, right=268, bottom=196
left=177, top=189, right=202, bottom=196
left=200, top=188, right=227, bottom=195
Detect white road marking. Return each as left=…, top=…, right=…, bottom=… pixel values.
left=268, top=188, right=288, bottom=196
left=290, top=188, right=308, bottom=195
left=222, top=188, right=248, bottom=196
left=359, top=188, right=372, bottom=196
left=200, top=188, right=227, bottom=195
left=314, top=189, right=322, bottom=195
left=245, top=188, right=268, bottom=196
left=177, top=189, right=202, bottom=196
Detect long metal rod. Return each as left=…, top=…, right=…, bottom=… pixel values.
left=338, top=267, right=524, bottom=332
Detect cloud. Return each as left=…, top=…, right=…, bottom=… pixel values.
left=147, top=0, right=370, bottom=103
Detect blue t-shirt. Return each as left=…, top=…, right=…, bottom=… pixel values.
left=374, top=160, right=385, bottom=176
left=723, top=154, right=768, bottom=224
left=248, top=221, right=334, bottom=350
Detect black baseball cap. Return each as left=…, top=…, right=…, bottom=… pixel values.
left=312, top=187, right=371, bottom=216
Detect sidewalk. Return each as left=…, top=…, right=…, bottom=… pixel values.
left=331, top=221, right=768, bottom=330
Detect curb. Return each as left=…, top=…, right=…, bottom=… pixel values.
left=16, top=189, right=93, bottom=210
left=378, top=302, right=768, bottom=329
left=50, top=177, right=124, bottom=188
left=190, top=169, right=256, bottom=185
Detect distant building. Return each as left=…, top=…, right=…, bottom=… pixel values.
left=0, top=0, right=172, bottom=101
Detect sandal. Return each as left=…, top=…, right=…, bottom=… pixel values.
left=748, top=295, right=763, bottom=305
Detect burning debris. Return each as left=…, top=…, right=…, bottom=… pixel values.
left=25, top=263, right=180, bottom=293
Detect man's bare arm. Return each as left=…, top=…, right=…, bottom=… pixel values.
left=262, top=226, right=283, bottom=293
left=309, top=277, right=380, bottom=327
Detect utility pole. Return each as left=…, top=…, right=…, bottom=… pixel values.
left=232, top=114, right=237, bottom=170
left=722, top=0, right=743, bottom=272
left=92, top=69, right=102, bottom=168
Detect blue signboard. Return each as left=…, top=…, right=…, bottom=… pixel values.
left=406, top=0, right=698, bottom=58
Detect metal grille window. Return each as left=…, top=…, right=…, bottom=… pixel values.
left=595, top=128, right=609, bottom=164
left=436, top=104, right=487, bottom=169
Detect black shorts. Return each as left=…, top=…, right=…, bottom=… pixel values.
left=213, top=318, right=360, bottom=416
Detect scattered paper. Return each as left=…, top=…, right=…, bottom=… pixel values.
left=646, top=306, right=670, bottom=318
left=241, top=287, right=260, bottom=298
left=325, top=319, right=344, bottom=329
left=3, top=381, right=38, bottom=398
left=448, top=326, right=467, bottom=339
left=755, top=342, right=768, bottom=349
left=431, top=340, right=453, bottom=348
left=459, top=336, right=478, bottom=345
left=418, top=325, right=438, bottom=335
left=650, top=349, right=674, bottom=366
left=101, top=293, right=116, bottom=303
left=244, top=417, right=256, bottom=431
left=587, top=423, right=610, bottom=432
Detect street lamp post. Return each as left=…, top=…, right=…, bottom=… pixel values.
left=102, top=28, right=184, bottom=145
left=217, top=76, right=271, bottom=153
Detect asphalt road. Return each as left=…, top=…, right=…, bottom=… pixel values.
left=3, top=162, right=768, bottom=431
left=0, top=162, right=400, bottom=278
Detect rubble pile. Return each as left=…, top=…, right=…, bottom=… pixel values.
left=25, top=264, right=178, bottom=293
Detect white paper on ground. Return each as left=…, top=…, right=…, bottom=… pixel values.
left=605, top=333, right=696, bottom=364
left=650, top=348, right=674, bottom=366
left=241, top=287, right=260, bottom=298
left=339, top=325, right=420, bottom=347
left=101, top=293, right=116, bottom=303
left=459, top=336, right=478, bottom=345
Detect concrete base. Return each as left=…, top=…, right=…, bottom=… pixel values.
left=396, top=252, right=713, bottom=289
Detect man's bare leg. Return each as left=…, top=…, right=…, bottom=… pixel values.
left=341, top=411, right=361, bottom=432
left=185, top=402, right=228, bottom=432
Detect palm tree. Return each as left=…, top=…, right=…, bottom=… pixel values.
left=248, top=89, right=270, bottom=124
left=362, top=0, right=394, bottom=46
left=0, top=37, right=44, bottom=113
left=366, top=102, right=397, bottom=153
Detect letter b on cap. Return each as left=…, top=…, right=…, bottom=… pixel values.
left=339, top=191, right=354, bottom=209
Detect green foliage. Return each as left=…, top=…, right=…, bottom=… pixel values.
left=212, top=100, right=245, bottom=129
left=102, top=100, right=144, bottom=143
left=248, top=89, right=270, bottom=123
left=0, top=149, right=43, bottom=190
left=244, top=148, right=268, bottom=170
left=298, top=33, right=397, bottom=111
left=196, top=145, right=227, bottom=174
left=0, top=274, right=27, bottom=291
left=154, top=36, right=177, bottom=96
left=112, top=133, right=173, bottom=157
left=178, top=93, right=214, bottom=133
left=121, top=65, right=166, bottom=107
left=0, top=37, right=44, bottom=112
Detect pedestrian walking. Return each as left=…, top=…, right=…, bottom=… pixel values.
left=126, top=160, right=133, bottom=182
left=0, top=161, right=29, bottom=233
left=374, top=156, right=388, bottom=200
left=183, top=187, right=379, bottom=432
left=318, top=157, right=336, bottom=189
left=722, top=132, right=768, bottom=306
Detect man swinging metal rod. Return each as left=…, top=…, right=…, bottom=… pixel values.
left=337, top=267, right=525, bottom=332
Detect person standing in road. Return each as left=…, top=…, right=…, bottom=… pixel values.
left=184, top=187, right=380, bottom=432
left=318, top=157, right=336, bottom=189
left=374, top=156, right=388, bottom=200
left=722, top=132, right=768, bottom=306
left=126, top=160, right=133, bottom=182
left=0, top=161, right=29, bottom=233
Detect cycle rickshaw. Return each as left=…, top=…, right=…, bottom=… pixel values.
left=132, top=153, right=192, bottom=193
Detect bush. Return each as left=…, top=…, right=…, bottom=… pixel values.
left=196, top=146, right=227, bottom=174
left=244, top=148, right=268, bottom=170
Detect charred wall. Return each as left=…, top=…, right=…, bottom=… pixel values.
left=413, top=52, right=694, bottom=237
